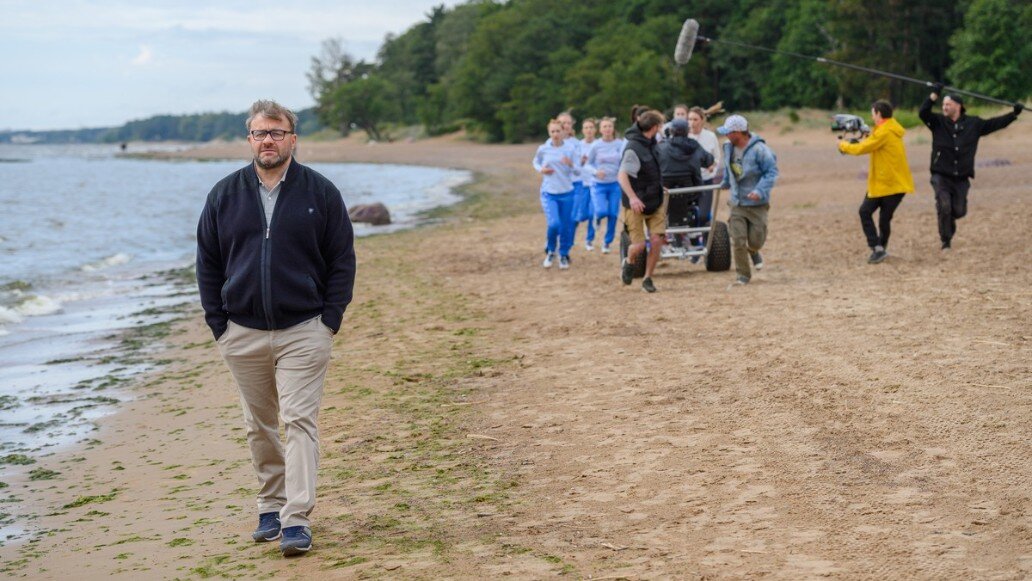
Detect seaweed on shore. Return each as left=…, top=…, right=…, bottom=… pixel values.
left=0, top=454, right=34, bottom=466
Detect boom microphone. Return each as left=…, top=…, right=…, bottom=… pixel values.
left=674, top=19, right=699, bottom=65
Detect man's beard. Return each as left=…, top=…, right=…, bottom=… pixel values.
left=255, top=149, right=289, bottom=170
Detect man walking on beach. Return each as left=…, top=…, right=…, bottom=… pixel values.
left=717, top=114, right=778, bottom=286
left=196, top=100, right=356, bottom=557
left=919, top=85, right=1021, bottom=250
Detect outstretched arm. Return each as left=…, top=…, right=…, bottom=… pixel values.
left=980, top=110, right=1018, bottom=136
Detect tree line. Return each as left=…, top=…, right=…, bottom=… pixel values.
left=0, top=109, right=323, bottom=145
left=308, top=0, right=1030, bottom=143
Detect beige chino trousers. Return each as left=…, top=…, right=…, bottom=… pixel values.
left=217, top=315, right=333, bottom=528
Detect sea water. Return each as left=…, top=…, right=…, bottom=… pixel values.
left=0, top=143, right=470, bottom=464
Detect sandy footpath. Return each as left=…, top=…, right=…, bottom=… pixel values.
left=1, top=112, right=1029, bottom=579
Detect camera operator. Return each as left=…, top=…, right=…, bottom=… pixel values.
left=838, top=100, right=914, bottom=264
left=920, top=85, right=1022, bottom=251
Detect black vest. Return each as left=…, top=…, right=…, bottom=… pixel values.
left=623, top=124, right=664, bottom=214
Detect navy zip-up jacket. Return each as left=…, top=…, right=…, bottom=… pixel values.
left=196, top=158, right=356, bottom=340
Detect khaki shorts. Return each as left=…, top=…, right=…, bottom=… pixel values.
left=622, top=195, right=668, bottom=244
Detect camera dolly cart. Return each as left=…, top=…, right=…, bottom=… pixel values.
left=619, top=183, right=731, bottom=278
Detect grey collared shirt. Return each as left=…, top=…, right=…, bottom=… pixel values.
left=258, top=168, right=288, bottom=226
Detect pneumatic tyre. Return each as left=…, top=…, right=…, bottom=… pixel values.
left=705, top=221, right=732, bottom=272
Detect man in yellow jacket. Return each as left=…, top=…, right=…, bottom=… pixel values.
left=839, top=100, right=915, bottom=263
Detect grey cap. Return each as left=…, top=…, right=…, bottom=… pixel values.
left=716, top=114, right=748, bottom=135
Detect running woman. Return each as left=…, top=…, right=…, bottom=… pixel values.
left=557, top=112, right=588, bottom=253
left=577, top=118, right=598, bottom=250
left=533, top=118, right=578, bottom=269
left=585, top=117, right=625, bottom=254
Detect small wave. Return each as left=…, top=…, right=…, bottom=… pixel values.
left=81, top=253, right=133, bottom=272
left=16, top=295, right=63, bottom=316
left=0, top=305, right=23, bottom=325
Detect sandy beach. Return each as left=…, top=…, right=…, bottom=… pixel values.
left=1, top=112, right=1029, bottom=579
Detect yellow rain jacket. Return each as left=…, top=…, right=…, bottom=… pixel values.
left=838, top=117, right=914, bottom=198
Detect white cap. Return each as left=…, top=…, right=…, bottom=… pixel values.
left=716, top=114, right=748, bottom=135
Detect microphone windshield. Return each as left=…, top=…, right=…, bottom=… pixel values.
left=675, top=19, right=699, bottom=65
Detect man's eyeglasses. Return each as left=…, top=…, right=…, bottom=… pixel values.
left=249, top=129, right=294, bottom=141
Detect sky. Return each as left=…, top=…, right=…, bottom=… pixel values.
left=0, top=0, right=462, bottom=131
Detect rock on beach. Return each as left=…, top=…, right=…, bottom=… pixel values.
left=348, top=202, right=392, bottom=225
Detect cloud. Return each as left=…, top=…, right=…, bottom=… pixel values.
left=131, top=45, right=153, bottom=65
left=0, top=0, right=464, bottom=130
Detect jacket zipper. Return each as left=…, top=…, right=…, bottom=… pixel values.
left=255, top=186, right=275, bottom=330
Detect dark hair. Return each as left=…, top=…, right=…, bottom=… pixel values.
left=688, top=106, right=707, bottom=120
left=636, top=110, right=666, bottom=131
left=872, top=100, right=893, bottom=119
left=630, top=104, right=650, bottom=123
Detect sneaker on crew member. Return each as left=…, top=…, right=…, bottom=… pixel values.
left=750, top=251, right=764, bottom=270
left=728, top=275, right=750, bottom=289
left=868, top=246, right=888, bottom=263
left=543, top=252, right=555, bottom=268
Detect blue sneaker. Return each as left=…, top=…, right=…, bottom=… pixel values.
left=280, top=526, right=312, bottom=556
left=252, top=512, right=281, bottom=542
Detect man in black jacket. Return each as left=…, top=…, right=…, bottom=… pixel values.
left=919, top=87, right=1022, bottom=250
left=618, top=109, right=666, bottom=293
left=196, top=100, right=356, bottom=557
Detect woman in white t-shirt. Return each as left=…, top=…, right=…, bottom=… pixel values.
left=687, top=106, right=722, bottom=231
left=687, top=106, right=721, bottom=184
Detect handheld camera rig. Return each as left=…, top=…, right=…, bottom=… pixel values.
left=831, top=114, right=871, bottom=143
